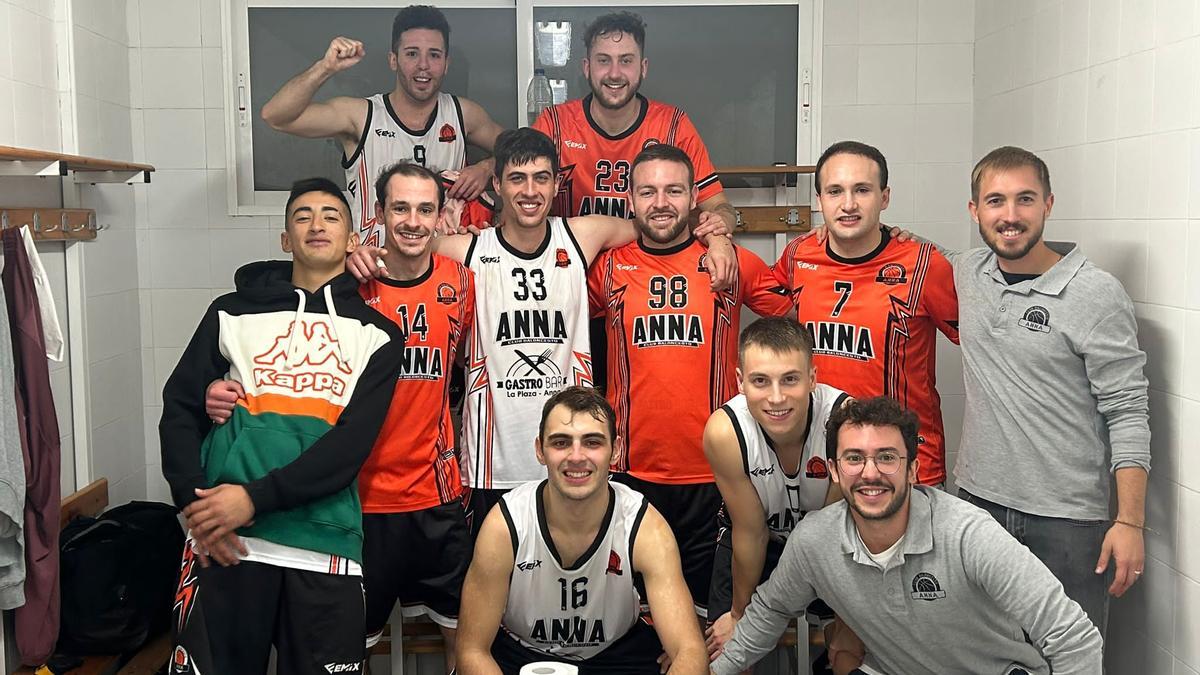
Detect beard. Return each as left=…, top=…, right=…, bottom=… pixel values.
left=590, top=76, right=641, bottom=110
left=980, top=220, right=1042, bottom=260
left=638, top=211, right=688, bottom=244
left=845, top=481, right=909, bottom=522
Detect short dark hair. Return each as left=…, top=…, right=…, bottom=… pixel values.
left=631, top=143, right=694, bottom=188
left=374, top=161, right=444, bottom=212
left=392, top=5, right=450, bottom=53
left=539, top=386, right=617, bottom=444
left=738, top=316, right=814, bottom=366
left=493, top=127, right=559, bottom=179
left=815, top=140, right=889, bottom=192
left=825, top=396, right=919, bottom=463
left=971, top=145, right=1052, bottom=202
left=285, top=177, right=351, bottom=221
left=583, top=11, right=646, bottom=55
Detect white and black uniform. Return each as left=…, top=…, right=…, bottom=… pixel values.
left=342, top=92, right=467, bottom=248
left=497, top=480, right=645, bottom=660
left=725, top=383, right=850, bottom=539
left=461, top=220, right=592, bottom=489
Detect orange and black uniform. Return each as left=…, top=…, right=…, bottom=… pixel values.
left=772, top=229, right=959, bottom=485
left=533, top=94, right=723, bottom=219
left=357, top=254, right=475, bottom=635
left=588, top=236, right=790, bottom=610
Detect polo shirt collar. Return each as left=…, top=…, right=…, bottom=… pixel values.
left=841, top=486, right=935, bottom=567
left=983, top=241, right=1083, bottom=297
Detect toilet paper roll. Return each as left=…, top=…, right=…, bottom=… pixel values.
left=519, top=663, right=580, bottom=675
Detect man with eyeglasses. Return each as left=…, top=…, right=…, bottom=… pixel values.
left=710, top=396, right=1102, bottom=675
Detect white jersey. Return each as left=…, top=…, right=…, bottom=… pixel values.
left=499, top=480, right=646, bottom=660
left=722, top=383, right=849, bottom=541
left=461, top=219, right=592, bottom=488
left=342, top=92, right=467, bottom=248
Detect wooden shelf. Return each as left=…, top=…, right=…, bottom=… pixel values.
left=0, top=144, right=154, bottom=183
left=717, top=164, right=816, bottom=176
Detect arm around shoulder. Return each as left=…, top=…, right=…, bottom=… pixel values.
left=633, top=506, right=708, bottom=674
left=456, top=506, right=516, bottom=675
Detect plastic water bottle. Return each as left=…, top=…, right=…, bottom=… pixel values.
left=527, top=69, right=553, bottom=126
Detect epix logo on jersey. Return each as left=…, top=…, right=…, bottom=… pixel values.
left=495, top=310, right=568, bottom=346
left=498, top=349, right=567, bottom=398
left=805, top=320, right=875, bottom=361
left=253, top=320, right=350, bottom=396
left=632, top=314, right=705, bottom=348
left=438, top=123, right=457, bottom=143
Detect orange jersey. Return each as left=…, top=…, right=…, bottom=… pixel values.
left=357, top=255, right=475, bottom=512
left=589, top=238, right=791, bottom=484
left=772, top=230, right=958, bottom=485
left=533, top=95, right=723, bottom=218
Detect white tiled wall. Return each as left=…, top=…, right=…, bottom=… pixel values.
left=973, top=0, right=1199, bottom=670
left=127, top=0, right=273, bottom=503
left=821, top=0, right=973, bottom=487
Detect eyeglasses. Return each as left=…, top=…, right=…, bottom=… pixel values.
left=836, top=451, right=906, bottom=476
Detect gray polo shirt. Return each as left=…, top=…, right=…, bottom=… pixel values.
left=711, top=487, right=1103, bottom=675
left=951, top=244, right=1150, bottom=520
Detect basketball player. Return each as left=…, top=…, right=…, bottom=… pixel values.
left=771, top=140, right=959, bottom=487
left=711, top=397, right=1103, bottom=675
left=455, top=386, right=708, bottom=674
left=344, top=128, right=737, bottom=531
left=203, top=164, right=474, bottom=670
left=161, top=178, right=406, bottom=675
left=261, top=5, right=505, bottom=247
left=702, top=317, right=849, bottom=658
left=588, top=143, right=790, bottom=617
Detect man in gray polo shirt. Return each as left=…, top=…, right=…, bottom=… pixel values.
left=953, top=146, right=1150, bottom=632
left=710, top=396, right=1102, bottom=675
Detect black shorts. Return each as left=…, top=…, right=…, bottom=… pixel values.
left=707, top=528, right=834, bottom=626
left=611, top=473, right=721, bottom=613
left=171, top=544, right=364, bottom=675
left=363, top=501, right=473, bottom=641
left=463, top=486, right=509, bottom=537
left=491, top=619, right=663, bottom=675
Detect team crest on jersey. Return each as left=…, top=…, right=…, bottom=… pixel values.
left=642, top=138, right=660, bottom=150
left=1017, top=305, right=1051, bottom=333
left=172, top=646, right=191, bottom=673
left=606, top=550, right=623, bottom=576
left=910, top=572, right=947, bottom=601
left=875, top=263, right=907, bottom=285
left=555, top=248, right=571, bottom=268
left=438, top=123, right=457, bottom=143
left=697, top=253, right=708, bottom=272
left=436, top=282, right=457, bottom=305
left=805, top=456, right=829, bottom=479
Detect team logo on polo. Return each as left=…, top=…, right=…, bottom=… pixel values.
left=875, top=263, right=907, bottom=285
left=436, top=283, right=457, bottom=305
left=438, top=123, right=457, bottom=143
left=805, top=456, right=828, bottom=479
left=1017, top=305, right=1051, bottom=333
left=499, top=349, right=567, bottom=398
left=910, top=572, right=946, bottom=601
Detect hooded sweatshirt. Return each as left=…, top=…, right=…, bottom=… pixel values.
left=160, top=261, right=405, bottom=565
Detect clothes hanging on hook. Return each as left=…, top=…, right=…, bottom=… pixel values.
left=0, top=269, right=27, bottom=612
left=16, top=225, right=63, bottom=362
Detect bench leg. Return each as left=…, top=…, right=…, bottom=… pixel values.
left=390, top=607, right=404, bottom=675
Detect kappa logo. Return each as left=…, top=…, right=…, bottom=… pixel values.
left=1017, top=305, right=1051, bottom=333
left=374, top=128, right=396, bottom=138
left=517, top=559, right=543, bottom=571
left=875, top=263, right=907, bottom=285
left=252, top=320, right=351, bottom=396
left=805, top=456, right=829, bottom=479
left=564, top=139, right=588, bottom=150
left=438, top=123, right=457, bottom=143
left=606, top=550, right=624, bottom=576
left=555, top=248, right=571, bottom=268
left=910, top=572, right=947, bottom=601
left=436, top=282, right=457, bottom=305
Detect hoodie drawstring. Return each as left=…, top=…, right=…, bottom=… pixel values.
left=283, top=289, right=306, bottom=371
left=323, top=284, right=349, bottom=370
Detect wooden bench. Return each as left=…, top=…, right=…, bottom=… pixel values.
left=14, top=479, right=174, bottom=675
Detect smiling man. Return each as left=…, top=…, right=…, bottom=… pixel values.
left=711, top=396, right=1103, bottom=675
left=261, top=5, right=505, bottom=246
left=455, top=386, right=707, bottom=674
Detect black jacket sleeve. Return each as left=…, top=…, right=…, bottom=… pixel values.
left=159, top=304, right=229, bottom=510
left=242, top=323, right=405, bottom=515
